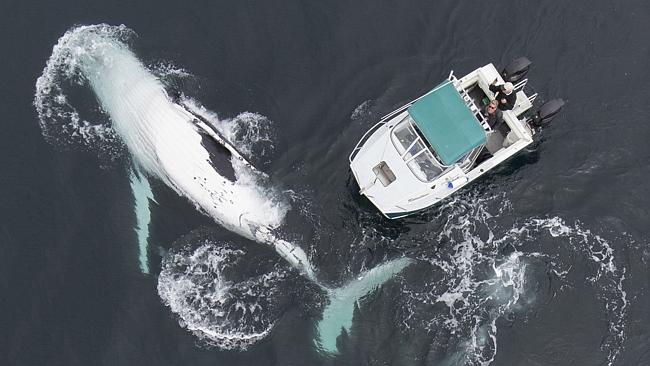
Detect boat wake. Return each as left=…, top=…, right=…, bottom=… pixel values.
left=34, top=24, right=411, bottom=352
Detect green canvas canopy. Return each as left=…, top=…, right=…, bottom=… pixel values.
left=407, top=82, right=486, bottom=165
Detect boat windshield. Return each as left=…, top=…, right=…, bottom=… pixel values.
left=391, top=115, right=442, bottom=182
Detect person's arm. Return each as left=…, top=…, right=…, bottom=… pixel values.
left=494, top=91, right=508, bottom=107
left=489, top=84, right=500, bottom=94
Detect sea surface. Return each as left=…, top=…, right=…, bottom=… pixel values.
left=2, top=0, right=650, bottom=365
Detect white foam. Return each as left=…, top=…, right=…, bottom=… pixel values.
left=401, top=192, right=628, bottom=365
left=519, top=217, right=627, bottom=365
left=350, top=99, right=373, bottom=121
left=181, top=97, right=276, bottom=165
left=157, top=242, right=284, bottom=350
left=34, top=24, right=128, bottom=163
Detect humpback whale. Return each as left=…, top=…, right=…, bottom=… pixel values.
left=34, top=24, right=412, bottom=353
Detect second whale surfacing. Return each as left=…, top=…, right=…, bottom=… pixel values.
left=36, top=24, right=412, bottom=353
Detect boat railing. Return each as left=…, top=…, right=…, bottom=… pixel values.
left=514, top=78, right=527, bottom=91
left=352, top=77, right=458, bottom=163
left=379, top=105, right=410, bottom=123
left=348, top=120, right=387, bottom=163
left=459, top=145, right=484, bottom=172
left=379, top=79, right=453, bottom=122
left=514, top=78, right=539, bottom=103
left=449, top=71, right=489, bottom=130
left=350, top=70, right=489, bottom=163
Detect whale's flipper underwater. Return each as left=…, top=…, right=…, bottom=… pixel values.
left=35, top=24, right=412, bottom=352
left=129, top=167, right=156, bottom=274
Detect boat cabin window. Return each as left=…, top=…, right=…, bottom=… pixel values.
left=390, top=115, right=442, bottom=182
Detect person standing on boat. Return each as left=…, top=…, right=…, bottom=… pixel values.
left=485, top=100, right=504, bottom=131
left=489, top=79, right=516, bottom=111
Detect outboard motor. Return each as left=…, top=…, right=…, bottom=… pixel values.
left=531, top=99, right=565, bottom=128
left=502, top=57, right=532, bottom=84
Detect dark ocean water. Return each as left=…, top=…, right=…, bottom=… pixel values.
left=2, top=0, right=650, bottom=365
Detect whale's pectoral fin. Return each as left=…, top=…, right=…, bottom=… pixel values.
left=129, top=167, right=156, bottom=274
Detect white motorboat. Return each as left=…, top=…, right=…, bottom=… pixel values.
left=349, top=59, right=564, bottom=219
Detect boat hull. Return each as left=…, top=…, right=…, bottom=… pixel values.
left=349, top=64, right=535, bottom=219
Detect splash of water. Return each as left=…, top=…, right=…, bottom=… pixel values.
left=33, top=25, right=127, bottom=164
left=157, top=241, right=287, bottom=350
left=400, top=193, right=628, bottom=365
left=517, top=217, right=628, bottom=365
left=181, top=98, right=277, bottom=168
left=350, top=99, right=373, bottom=121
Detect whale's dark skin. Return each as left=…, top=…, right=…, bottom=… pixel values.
left=198, top=130, right=236, bottom=182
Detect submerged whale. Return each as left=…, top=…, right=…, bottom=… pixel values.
left=35, top=24, right=412, bottom=353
